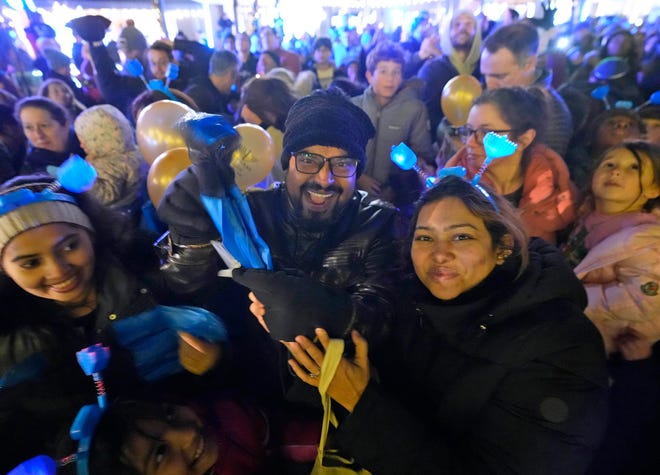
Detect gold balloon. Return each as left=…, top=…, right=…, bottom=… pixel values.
left=441, top=75, right=483, bottom=126
left=147, top=147, right=191, bottom=206
left=136, top=100, right=194, bottom=165
left=231, top=124, right=276, bottom=191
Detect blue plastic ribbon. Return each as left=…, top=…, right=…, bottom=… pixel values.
left=201, top=186, right=273, bottom=270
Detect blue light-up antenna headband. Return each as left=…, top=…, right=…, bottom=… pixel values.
left=391, top=132, right=518, bottom=212
left=7, top=344, right=110, bottom=475
left=0, top=155, right=97, bottom=252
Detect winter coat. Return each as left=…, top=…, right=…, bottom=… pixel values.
left=157, top=176, right=402, bottom=402
left=572, top=212, right=660, bottom=350
left=352, top=86, right=434, bottom=209
left=0, top=256, right=156, bottom=471
left=446, top=143, right=578, bottom=243
left=158, top=176, right=401, bottom=350
left=184, top=76, right=238, bottom=121
left=335, top=239, right=609, bottom=475
left=73, top=104, right=146, bottom=210
left=0, top=252, right=225, bottom=470
left=587, top=346, right=660, bottom=475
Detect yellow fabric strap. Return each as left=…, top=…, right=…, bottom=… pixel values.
left=316, top=338, right=345, bottom=452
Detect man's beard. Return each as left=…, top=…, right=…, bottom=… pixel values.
left=291, top=183, right=348, bottom=232
left=451, top=33, right=473, bottom=51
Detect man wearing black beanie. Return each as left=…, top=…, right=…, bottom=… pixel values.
left=157, top=88, right=401, bottom=403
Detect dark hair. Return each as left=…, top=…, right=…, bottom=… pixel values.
left=85, top=400, right=184, bottom=475
left=14, top=96, right=69, bottom=126
left=407, top=176, right=529, bottom=277
left=38, top=78, right=74, bottom=105
left=209, top=50, right=239, bottom=76
left=599, top=29, right=639, bottom=69
left=586, top=108, right=644, bottom=151
left=241, top=77, right=296, bottom=131
left=260, top=50, right=280, bottom=67
left=0, top=103, right=26, bottom=171
left=149, top=40, right=174, bottom=61
left=313, top=37, right=333, bottom=52
left=130, top=89, right=200, bottom=125
left=482, top=22, right=539, bottom=66
left=472, top=87, right=545, bottom=170
left=329, top=77, right=365, bottom=97
left=366, top=41, right=405, bottom=72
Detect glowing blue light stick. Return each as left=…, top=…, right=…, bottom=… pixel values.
left=471, top=132, right=518, bottom=185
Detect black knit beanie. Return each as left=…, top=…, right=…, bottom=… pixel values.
left=281, top=88, right=375, bottom=177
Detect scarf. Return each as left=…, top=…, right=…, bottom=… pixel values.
left=440, top=10, right=482, bottom=76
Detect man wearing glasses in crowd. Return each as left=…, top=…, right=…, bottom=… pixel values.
left=157, top=88, right=401, bottom=401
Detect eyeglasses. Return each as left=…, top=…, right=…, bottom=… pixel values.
left=459, top=126, right=516, bottom=145
left=293, top=152, right=359, bottom=178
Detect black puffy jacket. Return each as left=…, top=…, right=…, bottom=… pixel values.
left=336, top=239, right=610, bottom=475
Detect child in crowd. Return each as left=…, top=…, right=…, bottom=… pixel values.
left=304, top=37, right=343, bottom=90
left=59, top=395, right=320, bottom=475
left=565, top=141, right=660, bottom=474
left=565, top=141, right=660, bottom=354
left=352, top=41, right=434, bottom=216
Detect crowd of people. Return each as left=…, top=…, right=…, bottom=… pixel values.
left=0, top=6, right=659, bottom=475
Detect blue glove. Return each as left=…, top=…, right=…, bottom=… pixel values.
left=0, top=352, right=48, bottom=389
left=111, top=305, right=228, bottom=381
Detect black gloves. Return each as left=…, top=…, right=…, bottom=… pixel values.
left=177, top=113, right=240, bottom=197
left=232, top=268, right=355, bottom=341
left=66, top=15, right=111, bottom=43
left=157, top=113, right=239, bottom=244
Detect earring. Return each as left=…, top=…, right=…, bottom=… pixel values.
left=496, top=249, right=512, bottom=265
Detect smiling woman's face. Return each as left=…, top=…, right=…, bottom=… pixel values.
left=1, top=223, right=95, bottom=309
left=122, top=405, right=218, bottom=475
left=411, top=196, right=499, bottom=300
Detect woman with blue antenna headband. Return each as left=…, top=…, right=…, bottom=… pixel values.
left=446, top=86, right=578, bottom=244
left=0, top=159, right=227, bottom=472
left=285, top=175, right=609, bottom=475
